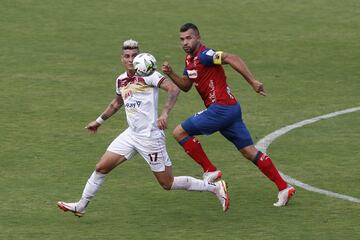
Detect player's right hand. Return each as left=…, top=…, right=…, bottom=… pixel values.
left=85, top=121, right=100, bottom=133
left=162, top=61, right=173, bottom=75
left=157, top=113, right=168, bottom=130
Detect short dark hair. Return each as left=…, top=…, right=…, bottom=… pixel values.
left=180, top=23, right=200, bottom=35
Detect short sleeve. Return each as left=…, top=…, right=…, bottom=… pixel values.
left=115, top=78, right=121, bottom=95
left=183, top=67, right=188, bottom=76
left=199, top=48, right=223, bottom=66
left=144, top=71, right=166, bottom=87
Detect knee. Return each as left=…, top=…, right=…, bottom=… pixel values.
left=161, top=184, right=172, bottom=191
left=172, top=125, right=184, bottom=141
left=242, top=151, right=254, bottom=161
left=240, top=146, right=258, bottom=161
left=95, top=164, right=107, bottom=174
left=95, top=162, right=110, bottom=174
left=159, top=179, right=173, bottom=191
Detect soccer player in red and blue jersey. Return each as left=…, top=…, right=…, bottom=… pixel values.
left=162, top=23, right=295, bottom=207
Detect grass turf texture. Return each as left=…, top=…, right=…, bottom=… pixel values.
left=0, top=0, right=359, bottom=239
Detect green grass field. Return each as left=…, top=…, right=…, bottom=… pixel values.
left=1, top=0, right=359, bottom=239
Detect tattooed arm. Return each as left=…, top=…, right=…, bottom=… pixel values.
left=85, top=94, right=124, bottom=133
left=157, top=79, right=180, bottom=130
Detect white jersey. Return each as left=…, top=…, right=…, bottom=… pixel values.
left=115, top=71, right=165, bottom=137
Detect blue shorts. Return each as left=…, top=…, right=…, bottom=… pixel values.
left=181, top=103, right=253, bottom=150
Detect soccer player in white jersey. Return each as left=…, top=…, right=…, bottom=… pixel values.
left=57, top=39, right=229, bottom=217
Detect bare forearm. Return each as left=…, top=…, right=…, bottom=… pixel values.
left=225, top=54, right=256, bottom=84
left=223, top=53, right=266, bottom=96
left=162, top=62, right=192, bottom=91
left=87, top=95, right=123, bottom=131
left=161, top=87, right=180, bottom=116
left=100, top=97, right=123, bottom=120
left=165, top=72, right=187, bottom=91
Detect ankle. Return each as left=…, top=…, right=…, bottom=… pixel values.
left=77, top=198, right=90, bottom=210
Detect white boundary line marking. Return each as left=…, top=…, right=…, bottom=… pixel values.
left=255, top=106, right=360, bottom=203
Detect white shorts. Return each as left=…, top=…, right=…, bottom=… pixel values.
left=107, top=128, right=172, bottom=172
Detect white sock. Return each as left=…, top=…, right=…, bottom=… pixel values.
left=77, top=171, right=106, bottom=210
left=170, top=176, right=216, bottom=192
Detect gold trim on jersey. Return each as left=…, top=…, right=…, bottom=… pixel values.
left=121, top=83, right=151, bottom=99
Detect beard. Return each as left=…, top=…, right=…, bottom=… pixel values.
left=183, top=46, right=196, bottom=55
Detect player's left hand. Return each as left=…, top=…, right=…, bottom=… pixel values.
left=251, top=80, right=266, bottom=96
left=157, top=113, right=168, bottom=130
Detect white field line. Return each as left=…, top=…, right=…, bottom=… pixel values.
left=255, top=106, right=360, bottom=203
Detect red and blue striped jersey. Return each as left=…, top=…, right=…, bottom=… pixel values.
left=183, top=44, right=237, bottom=107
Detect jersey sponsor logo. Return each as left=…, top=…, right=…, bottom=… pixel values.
left=187, top=69, right=198, bottom=79
left=125, top=101, right=142, bottom=108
